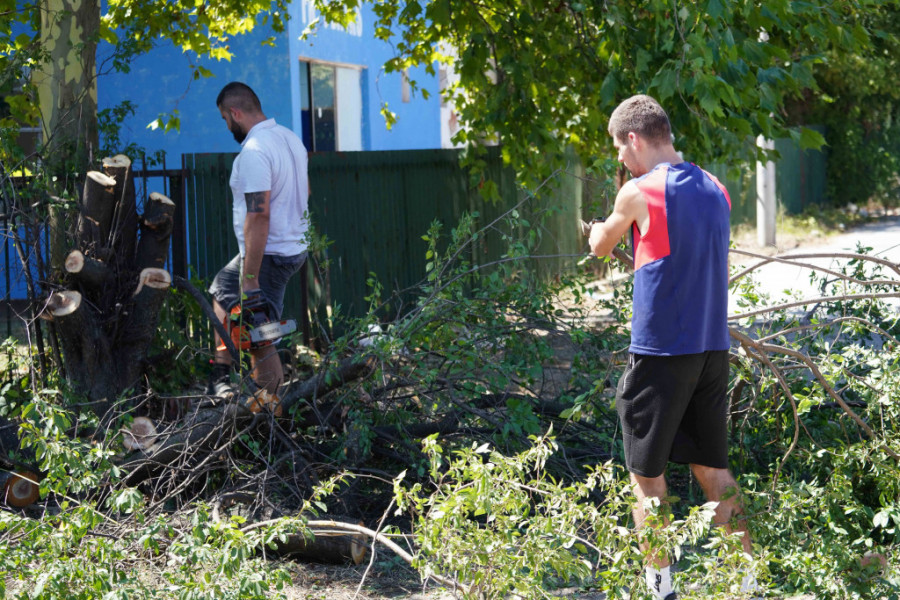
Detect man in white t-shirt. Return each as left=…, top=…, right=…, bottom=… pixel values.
left=208, top=82, right=309, bottom=397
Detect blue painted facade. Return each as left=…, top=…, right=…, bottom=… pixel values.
left=97, top=1, right=442, bottom=160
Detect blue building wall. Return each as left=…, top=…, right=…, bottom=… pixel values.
left=97, top=2, right=442, bottom=161
left=3, top=4, right=443, bottom=301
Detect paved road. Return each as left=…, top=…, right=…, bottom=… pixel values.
left=728, top=216, right=900, bottom=317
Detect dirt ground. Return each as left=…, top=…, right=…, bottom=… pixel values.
left=277, top=561, right=610, bottom=599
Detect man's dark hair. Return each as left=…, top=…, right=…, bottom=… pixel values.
left=216, top=82, right=262, bottom=114
left=608, top=94, right=672, bottom=146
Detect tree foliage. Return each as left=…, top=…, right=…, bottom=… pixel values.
left=310, top=0, right=895, bottom=184
left=3, top=1, right=900, bottom=598
left=0, top=0, right=289, bottom=176
left=787, top=3, right=900, bottom=206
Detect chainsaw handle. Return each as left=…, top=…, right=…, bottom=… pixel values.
left=241, top=288, right=271, bottom=314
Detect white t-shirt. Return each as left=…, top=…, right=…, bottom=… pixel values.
left=230, top=119, right=309, bottom=256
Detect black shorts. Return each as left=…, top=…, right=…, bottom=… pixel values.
left=208, top=252, right=306, bottom=318
left=615, top=350, right=730, bottom=478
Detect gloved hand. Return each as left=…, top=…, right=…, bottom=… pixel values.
left=240, top=288, right=274, bottom=327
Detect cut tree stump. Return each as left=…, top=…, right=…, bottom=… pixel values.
left=0, top=471, right=41, bottom=508
left=102, top=154, right=138, bottom=268
left=135, top=192, right=175, bottom=271
left=77, top=170, right=117, bottom=252
left=36, top=155, right=177, bottom=418
left=65, top=250, right=112, bottom=289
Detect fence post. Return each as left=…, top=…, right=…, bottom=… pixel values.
left=169, top=169, right=187, bottom=279
left=756, top=135, right=776, bottom=247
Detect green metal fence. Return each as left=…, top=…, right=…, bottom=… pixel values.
left=181, top=153, right=240, bottom=280
left=177, top=148, right=582, bottom=339
left=175, top=138, right=826, bottom=341
left=0, top=136, right=830, bottom=343
left=708, top=129, right=829, bottom=225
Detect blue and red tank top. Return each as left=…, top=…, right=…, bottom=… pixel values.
left=629, top=162, right=731, bottom=356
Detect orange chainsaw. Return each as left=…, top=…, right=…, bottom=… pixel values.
left=219, top=290, right=296, bottom=351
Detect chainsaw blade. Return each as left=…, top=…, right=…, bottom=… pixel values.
left=249, top=319, right=297, bottom=344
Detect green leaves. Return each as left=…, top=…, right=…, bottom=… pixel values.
left=790, top=125, right=827, bottom=150
left=313, top=0, right=891, bottom=184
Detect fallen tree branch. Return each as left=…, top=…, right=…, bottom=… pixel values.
left=730, top=249, right=900, bottom=281
left=121, top=400, right=256, bottom=487
left=731, top=329, right=802, bottom=484
left=730, top=328, right=899, bottom=461
left=729, top=291, right=900, bottom=321
left=755, top=315, right=898, bottom=345
left=242, top=518, right=469, bottom=593
left=279, top=355, right=377, bottom=414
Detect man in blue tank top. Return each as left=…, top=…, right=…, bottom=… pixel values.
left=585, top=95, right=758, bottom=599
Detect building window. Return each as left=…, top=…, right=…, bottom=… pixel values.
left=299, top=60, right=362, bottom=152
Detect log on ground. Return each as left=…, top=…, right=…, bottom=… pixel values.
left=272, top=524, right=368, bottom=565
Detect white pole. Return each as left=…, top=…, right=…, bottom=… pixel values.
left=756, top=135, right=776, bottom=247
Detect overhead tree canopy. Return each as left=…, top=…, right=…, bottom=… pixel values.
left=0, top=0, right=289, bottom=176
left=309, top=0, right=895, bottom=184
left=3, top=0, right=897, bottom=186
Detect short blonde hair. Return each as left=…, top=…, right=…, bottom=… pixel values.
left=608, top=95, right=672, bottom=146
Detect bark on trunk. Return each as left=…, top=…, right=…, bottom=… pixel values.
left=34, top=0, right=100, bottom=178
left=118, top=268, right=172, bottom=392
left=77, top=171, right=117, bottom=253
left=45, top=156, right=176, bottom=416
left=135, top=192, right=175, bottom=271
left=65, top=250, right=112, bottom=289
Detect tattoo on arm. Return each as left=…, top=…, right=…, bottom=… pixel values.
left=245, top=191, right=266, bottom=213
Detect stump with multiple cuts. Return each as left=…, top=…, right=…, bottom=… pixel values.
left=42, top=155, right=175, bottom=416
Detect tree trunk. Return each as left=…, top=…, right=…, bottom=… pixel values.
left=103, top=155, right=139, bottom=269
left=135, top=193, right=175, bottom=271
left=33, top=0, right=99, bottom=177
left=43, top=157, right=176, bottom=417
left=117, top=268, right=172, bottom=394
left=45, top=290, right=116, bottom=412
